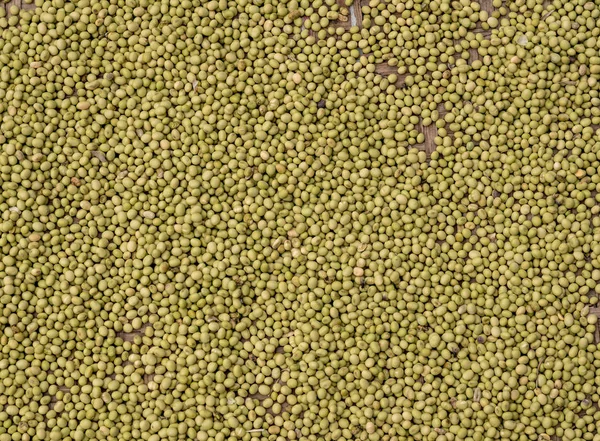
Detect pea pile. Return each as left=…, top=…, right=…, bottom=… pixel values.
left=1, top=0, right=600, bottom=439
